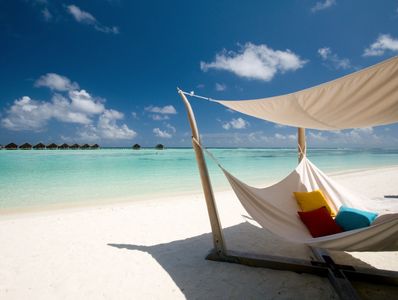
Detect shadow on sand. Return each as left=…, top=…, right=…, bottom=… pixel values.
left=108, top=221, right=397, bottom=299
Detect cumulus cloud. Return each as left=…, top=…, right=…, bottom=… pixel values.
left=69, top=89, right=105, bottom=114
left=165, top=123, right=176, bottom=134
left=311, top=0, right=336, bottom=13
left=200, top=43, right=307, bottom=81
left=1, top=95, right=91, bottom=131
left=66, top=4, right=119, bottom=34
left=69, top=110, right=137, bottom=142
left=2, top=73, right=136, bottom=140
left=222, top=118, right=249, bottom=130
left=363, top=34, right=398, bottom=57
left=145, top=105, right=177, bottom=114
left=305, top=127, right=398, bottom=147
left=35, top=73, right=79, bottom=91
left=153, top=128, right=172, bottom=138
left=318, top=47, right=352, bottom=69
left=215, top=83, right=226, bottom=91
left=150, top=114, right=169, bottom=121
left=97, top=109, right=136, bottom=139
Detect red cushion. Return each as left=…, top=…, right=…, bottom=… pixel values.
left=298, top=206, right=343, bottom=238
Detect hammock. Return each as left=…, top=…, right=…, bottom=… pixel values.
left=195, top=140, right=398, bottom=252
left=222, top=157, right=398, bottom=251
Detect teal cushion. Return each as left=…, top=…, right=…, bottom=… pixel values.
left=335, top=206, right=378, bottom=231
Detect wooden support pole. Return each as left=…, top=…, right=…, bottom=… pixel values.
left=178, top=89, right=226, bottom=256
left=298, top=127, right=306, bottom=163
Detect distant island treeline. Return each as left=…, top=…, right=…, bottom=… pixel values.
left=0, top=143, right=165, bottom=150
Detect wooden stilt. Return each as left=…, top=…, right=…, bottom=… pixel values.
left=298, top=127, right=306, bottom=162
left=178, top=89, right=226, bottom=256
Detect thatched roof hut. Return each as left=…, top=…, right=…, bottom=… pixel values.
left=70, top=144, right=80, bottom=149
left=47, top=143, right=58, bottom=150
left=19, top=143, right=32, bottom=150
left=132, top=144, right=141, bottom=150
left=33, top=143, right=46, bottom=150
left=90, top=144, right=99, bottom=149
left=5, top=143, right=18, bottom=150
left=59, top=143, right=69, bottom=149
left=155, top=144, right=164, bottom=150
left=80, top=144, right=90, bottom=149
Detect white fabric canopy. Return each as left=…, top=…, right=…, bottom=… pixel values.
left=220, top=156, right=398, bottom=251
left=214, top=56, right=398, bottom=130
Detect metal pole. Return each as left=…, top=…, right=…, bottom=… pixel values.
left=298, top=127, right=306, bottom=163
left=178, top=89, right=226, bottom=256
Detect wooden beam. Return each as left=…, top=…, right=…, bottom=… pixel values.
left=298, top=127, right=306, bottom=163
left=311, top=248, right=360, bottom=300
left=178, top=89, right=226, bottom=255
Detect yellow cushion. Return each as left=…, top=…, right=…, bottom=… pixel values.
left=293, top=190, right=336, bottom=217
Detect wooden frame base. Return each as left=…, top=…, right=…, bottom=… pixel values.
left=206, top=249, right=398, bottom=300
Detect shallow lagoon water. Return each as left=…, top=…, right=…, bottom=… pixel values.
left=1, top=148, right=398, bottom=211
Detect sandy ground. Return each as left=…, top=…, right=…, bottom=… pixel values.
left=0, top=166, right=397, bottom=299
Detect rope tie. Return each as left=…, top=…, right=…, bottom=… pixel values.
left=192, top=137, right=223, bottom=168
left=298, top=142, right=307, bottom=157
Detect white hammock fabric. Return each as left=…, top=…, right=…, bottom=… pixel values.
left=217, top=155, right=398, bottom=252
left=213, top=56, right=398, bottom=130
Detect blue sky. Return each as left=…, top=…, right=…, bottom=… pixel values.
left=1, top=0, right=398, bottom=147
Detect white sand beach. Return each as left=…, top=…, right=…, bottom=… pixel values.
left=1, top=166, right=397, bottom=299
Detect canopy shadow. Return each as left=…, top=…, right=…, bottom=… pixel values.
left=108, top=222, right=397, bottom=299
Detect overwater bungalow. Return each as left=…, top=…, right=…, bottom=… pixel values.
left=90, top=144, right=100, bottom=149
left=5, top=143, right=18, bottom=150
left=33, top=143, right=46, bottom=150
left=80, top=144, right=90, bottom=149
left=47, top=143, right=58, bottom=150
left=132, top=144, right=141, bottom=150
left=70, top=144, right=80, bottom=149
left=155, top=144, right=164, bottom=150
left=59, top=143, right=70, bottom=149
left=19, top=143, right=32, bottom=150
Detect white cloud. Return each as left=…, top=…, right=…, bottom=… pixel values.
left=150, top=114, right=169, bottom=121
left=35, top=73, right=79, bottom=91
left=69, top=89, right=105, bottom=114
left=145, top=105, right=177, bottom=114
left=363, top=34, right=398, bottom=57
left=274, top=133, right=296, bottom=140
left=311, top=0, right=336, bottom=13
left=308, top=131, right=328, bottom=142
left=42, top=7, right=52, bottom=21
left=1, top=95, right=91, bottom=131
left=165, top=123, right=176, bottom=133
left=97, top=109, right=136, bottom=139
left=215, top=83, right=226, bottom=91
left=75, top=109, right=136, bottom=141
left=200, top=43, right=307, bottom=81
left=131, top=112, right=139, bottom=119
left=222, top=117, right=249, bottom=130
left=306, top=127, right=398, bottom=147
left=2, top=73, right=136, bottom=140
left=153, top=128, right=172, bottom=138
left=66, top=4, right=119, bottom=34
left=318, top=47, right=352, bottom=69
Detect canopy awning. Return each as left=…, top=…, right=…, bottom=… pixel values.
left=214, top=56, right=398, bottom=130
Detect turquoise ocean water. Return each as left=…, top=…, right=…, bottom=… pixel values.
left=1, top=148, right=398, bottom=212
